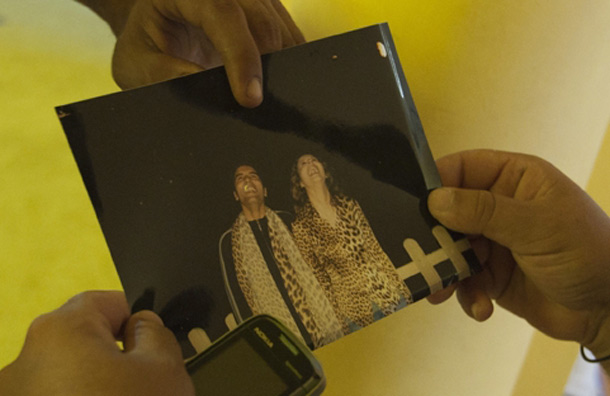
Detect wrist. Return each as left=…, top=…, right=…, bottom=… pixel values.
left=75, top=0, right=137, bottom=36
left=583, top=310, right=610, bottom=371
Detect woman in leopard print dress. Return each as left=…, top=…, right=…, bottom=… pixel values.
left=290, top=154, right=412, bottom=334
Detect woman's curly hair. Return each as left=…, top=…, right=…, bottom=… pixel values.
left=290, top=154, right=342, bottom=211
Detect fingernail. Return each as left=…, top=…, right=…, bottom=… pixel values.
left=247, top=78, right=262, bottom=101
left=429, top=188, right=454, bottom=213
left=133, top=310, right=164, bottom=326
left=471, top=302, right=484, bottom=321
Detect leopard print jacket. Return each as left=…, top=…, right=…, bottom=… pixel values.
left=231, top=209, right=344, bottom=348
left=292, top=196, right=412, bottom=333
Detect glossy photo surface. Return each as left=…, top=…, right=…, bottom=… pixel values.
left=57, top=24, right=480, bottom=357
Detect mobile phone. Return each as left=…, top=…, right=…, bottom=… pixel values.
left=186, top=315, right=326, bottom=396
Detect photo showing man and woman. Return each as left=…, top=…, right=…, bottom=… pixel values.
left=220, top=152, right=442, bottom=349
left=60, top=28, right=481, bottom=356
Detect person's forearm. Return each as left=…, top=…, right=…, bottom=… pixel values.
left=75, top=0, right=136, bottom=36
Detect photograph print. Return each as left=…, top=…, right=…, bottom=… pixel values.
left=57, top=24, right=481, bottom=358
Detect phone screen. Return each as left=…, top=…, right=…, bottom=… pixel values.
left=190, top=336, right=290, bottom=395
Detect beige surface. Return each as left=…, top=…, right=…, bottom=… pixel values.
left=512, top=332, right=579, bottom=396
left=1, top=2, right=609, bottom=396
left=315, top=297, right=535, bottom=395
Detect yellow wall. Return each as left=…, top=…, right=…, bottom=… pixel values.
left=0, top=1, right=121, bottom=364
left=588, top=124, right=610, bottom=209
left=286, top=0, right=610, bottom=186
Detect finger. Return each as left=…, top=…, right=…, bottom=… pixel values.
left=237, top=0, right=285, bottom=53
left=427, top=237, right=492, bottom=305
left=427, top=284, right=457, bottom=305
left=26, top=291, right=130, bottom=351
left=251, top=0, right=303, bottom=49
left=427, top=187, right=534, bottom=249
left=113, top=45, right=204, bottom=90
left=261, top=0, right=297, bottom=49
left=456, top=278, right=494, bottom=321
left=62, top=291, right=130, bottom=338
left=270, top=0, right=306, bottom=44
left=156, top=0, right=263, bottom=107
left=468, top=236, right=491, bottom=264
left=122, top=310, right=195, bottom=395
left=436, top=149, right=534, bottom=191
left=123, top=310, right=182, bottom=359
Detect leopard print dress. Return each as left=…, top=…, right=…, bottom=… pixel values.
left=292, top=196, right=412, bottom=333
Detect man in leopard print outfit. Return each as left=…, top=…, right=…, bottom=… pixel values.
left=229, top=165, right=343, bottom=348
